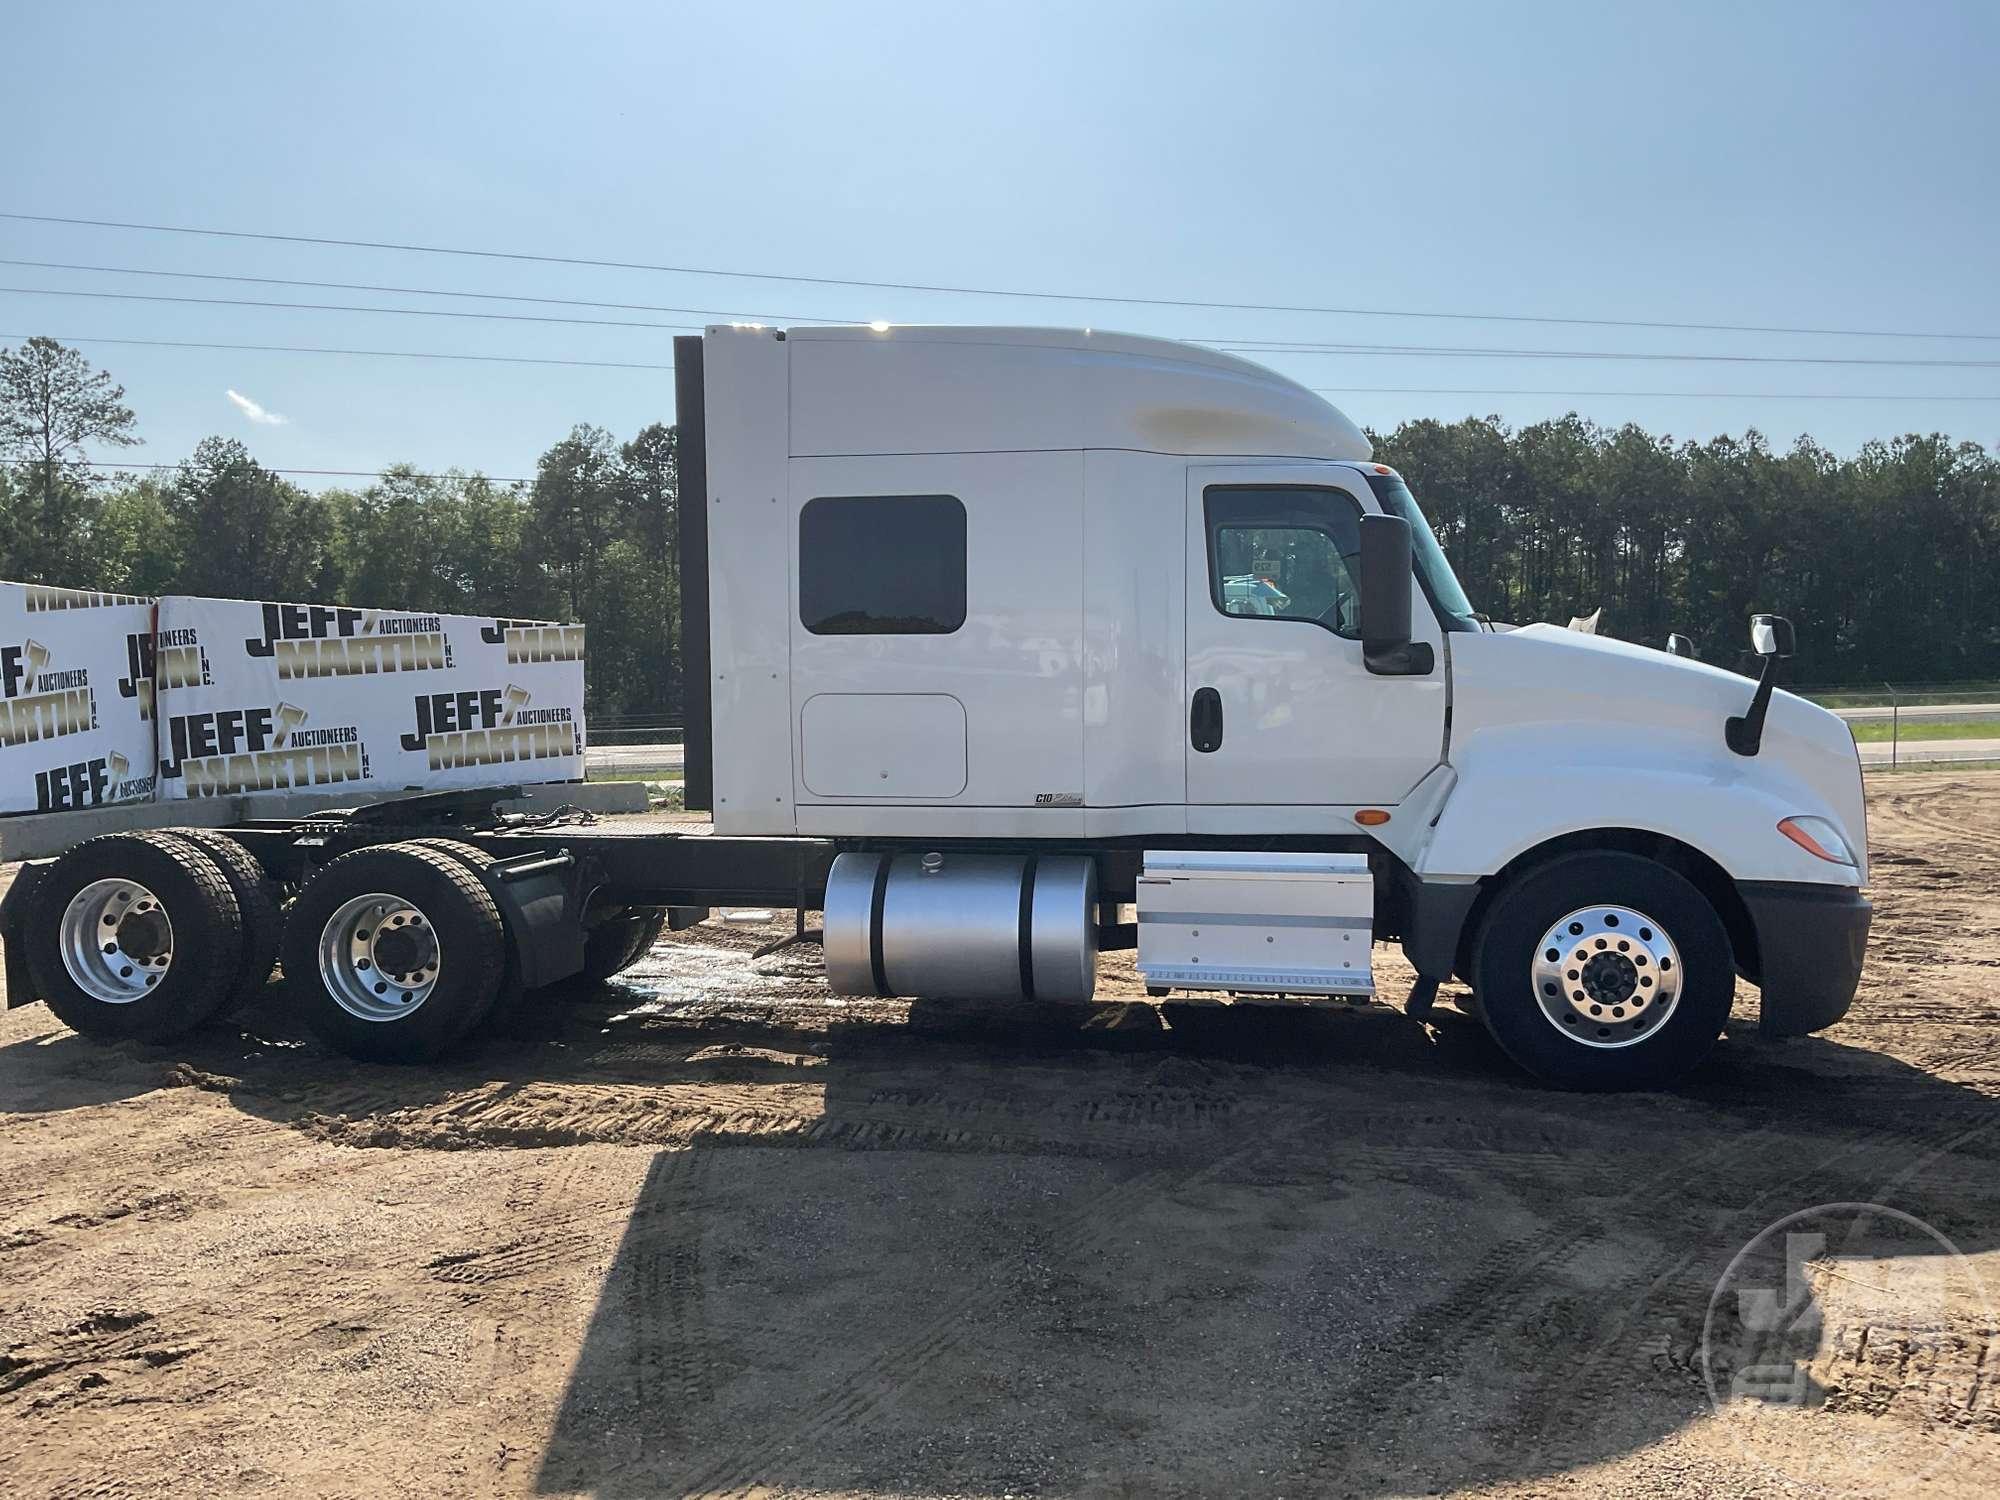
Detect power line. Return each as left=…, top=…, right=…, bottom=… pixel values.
left=22, top=259, right=2000, bottom=376
left=1314, top=387, right=2000, bottom=401
left=10, top=289, right=2000, bottom=370
left=0, top=332, right=675, bottom=371
left=0, top=282, right=704, bottom=332
left=8, top=330, right=1995, bottom=402
left=1216, top=341, right=2000, bottom=369
left=5, top=209, right=1993, bottom=345
left=0, top=255, right=830, bottom=326
left=72, top=459, right=532, bottom=483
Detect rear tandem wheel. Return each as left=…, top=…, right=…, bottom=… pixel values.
left=24, top=832, right=245, bottom=1043
left=280, top=843, right=506, bottom=1063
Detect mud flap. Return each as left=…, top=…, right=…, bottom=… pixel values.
left=478, top=851, right=592, bottom=992
left=1, top=861, right=49, bottom=1009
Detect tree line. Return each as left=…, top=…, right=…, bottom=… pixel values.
left=4, top=336, right=1998, bottom=716
left=1368, top=415, right=2000, bottom=683
left=0, top=337, right=679, bottom=719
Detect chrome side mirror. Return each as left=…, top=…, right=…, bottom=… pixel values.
left=1728, top=614, right=1795, bottom=756
left=1750, top=614, right=1795, bottom=659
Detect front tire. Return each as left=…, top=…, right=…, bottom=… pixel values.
left=281, top=844, right=505, bottom=1063
left=1470, top=851, right=1733, bottom=1090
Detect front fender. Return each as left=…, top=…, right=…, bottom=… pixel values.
left=1415, top=728, right=1860, bottom=888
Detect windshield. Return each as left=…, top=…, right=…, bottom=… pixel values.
left=1363, top=471, right=1480, bottom=633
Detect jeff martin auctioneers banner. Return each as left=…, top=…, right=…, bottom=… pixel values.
left=0, top=580, right=158, bottom=815
left=152, top=596, right=585, bottom=802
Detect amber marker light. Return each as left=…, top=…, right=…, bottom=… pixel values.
left=1777, top=815, right=1854, bottom=864
left=1355, top=809, right=1391, bottom=826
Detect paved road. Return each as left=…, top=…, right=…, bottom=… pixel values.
left=1858, top=735, right=2000, bottom=766
left=584, top=741, right=685, bottom=775
left=1834, top=701, right=2000, bottom=723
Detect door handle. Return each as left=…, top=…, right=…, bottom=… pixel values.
left=1190, top=687, right=1223, bottom=753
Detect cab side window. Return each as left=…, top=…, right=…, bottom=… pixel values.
left=1204, top=486, right=1363, bottom=639
left=800, top=493, right=967, bottom=635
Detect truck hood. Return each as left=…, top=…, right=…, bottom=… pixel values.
left=1447, top=624, right=1868, bottom=883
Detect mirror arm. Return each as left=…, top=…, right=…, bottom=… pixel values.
left=1726, top=658, right=1779, bottom=756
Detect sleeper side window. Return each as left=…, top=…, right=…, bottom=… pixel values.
left=1204, top=486, right=1364, bottom=639
left=799, top=494, right=967, bottom=635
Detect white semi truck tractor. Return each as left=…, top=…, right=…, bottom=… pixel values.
left=0, top=325, right=1871, bottom=1089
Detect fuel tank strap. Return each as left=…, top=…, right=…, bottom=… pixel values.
left=867, top=855, right=892, bottom=996
left=1017, top=855, right=1040, bottom=1001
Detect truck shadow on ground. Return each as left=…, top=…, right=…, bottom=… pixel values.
left=3, top=949, right=1995, bottom=1497
left=520, top=1000, right=1999, bottom=1497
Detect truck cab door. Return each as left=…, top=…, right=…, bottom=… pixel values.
left=1184, top=463, right=1446, bottom=831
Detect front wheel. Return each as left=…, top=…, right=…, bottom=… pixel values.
left=1469, top=851, right=1734, bottom=1090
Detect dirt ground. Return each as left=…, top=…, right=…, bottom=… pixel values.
left=2, top=775, right=1996, bottom=1499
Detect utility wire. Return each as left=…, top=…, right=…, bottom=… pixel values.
left=0, top=255, right=831, bottom=326
left=0, top=282, right=705, bottom=332
left=5, top=209, right=1993, bottom=344
left=1314, top=386, right=2000, bottom=401
left=0, top=331, right=676, bottom=371
left=18, top=259, right=2000, bottom=370
left=8, top=331, right=1996, bottom=400
left=1214, top=340, right=2000, bottom=369
left=9, top=288, right=2000, bottom=370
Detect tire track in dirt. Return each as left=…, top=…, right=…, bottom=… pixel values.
left=665, top=1110, right=1351, bottom=1500
left=1488, top=1114, right=2000, bottom=1465
left=666, top=1095, right=1742, bottom=1499
left=622, top=1151, right=712, bottom=1460
left=1879, top=795, right=2000, bottom=863
left=1274, top=1115, right=1983, bottom=1489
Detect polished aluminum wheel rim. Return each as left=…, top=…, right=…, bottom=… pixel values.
left=60, top=878, right=174, bottom=1004
left=317, top=892, right=440, bottom=1022
left=1532, top=904, right=1681, bottom=1049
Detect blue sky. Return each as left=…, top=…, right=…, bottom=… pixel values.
left=4, top=0, right=1995, bottom=484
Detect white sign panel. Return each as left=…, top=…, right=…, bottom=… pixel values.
left=0, top=581, right=158, bottom=814
left=153, top=596, right=585, bottom=802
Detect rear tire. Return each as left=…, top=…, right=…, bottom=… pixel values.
left=281, top=844, right=504, bottom=1063
left=25, top=833, right=244, bottom=1043
left=581, top=907, right=669, bottom=983
left=395, top=839, right=520, bottom=1032
left=151, top=829, right=283, bottom=1016
left=1470, top=851, right=1733, bottom=1090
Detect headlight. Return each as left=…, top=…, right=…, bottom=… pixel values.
left=1778, top=815, right=1856, bottom=865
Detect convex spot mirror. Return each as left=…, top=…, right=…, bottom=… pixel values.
left=1666, top=632, right=1697, bottom=659
left=1750, top=614, right=1795, bottom=660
